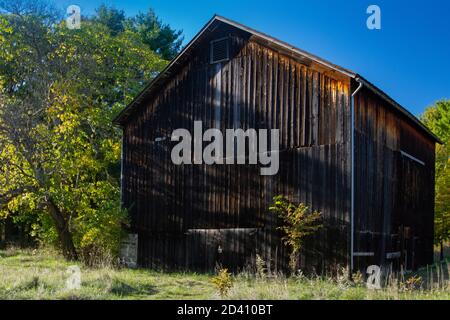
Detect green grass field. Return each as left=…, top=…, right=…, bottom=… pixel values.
left=0, top=248, right=448, bottom=300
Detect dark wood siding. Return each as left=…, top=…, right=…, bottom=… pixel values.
left=122, top=29, right=352, bottom=272
left=353, top=87, right=435, bottom=270
left=120, top=24, right=436, bottom=273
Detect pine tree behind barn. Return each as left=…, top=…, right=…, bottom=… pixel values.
left=113, top=16, right=440, bottom=273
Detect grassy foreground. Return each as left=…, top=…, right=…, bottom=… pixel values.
left=0, top=248, right=449, bottom=300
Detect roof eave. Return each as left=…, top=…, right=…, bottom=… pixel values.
left=112, top=15, right=442, bottom=146
left=112, top=15, right=355, bottom=126
left=354, top=75, right=443, bottom=145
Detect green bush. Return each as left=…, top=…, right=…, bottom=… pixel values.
left=211, top=268, right=233, bottom=297
left=269, top=195, right=322, bottom=273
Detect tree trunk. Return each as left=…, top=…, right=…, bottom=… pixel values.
left=46, top=199, right=78, bottom=260
left=440, top=241, right=444, bottom=261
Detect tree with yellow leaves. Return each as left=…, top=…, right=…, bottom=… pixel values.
left=0, top=1, right=175, bottom=262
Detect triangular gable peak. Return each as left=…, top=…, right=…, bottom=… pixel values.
left=113, top=15, right=441, bottom=144
left=113, top=15, right=354, bottom=125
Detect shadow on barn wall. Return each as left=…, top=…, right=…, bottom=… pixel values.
left=117, top=17, right=437, bottom=275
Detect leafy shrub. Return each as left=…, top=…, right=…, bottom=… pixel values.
left=255, top=254, right=267, bottom=278
left=269, top=195, right=322, bottom=273
left=75, top=192, right=128, bottom=267
left=400, top=275, right=423, bottom=291
left=211, top=268, right=233, bottom=297
left=351, top=270, right=365, bottom=287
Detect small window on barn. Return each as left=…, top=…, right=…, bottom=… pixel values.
left=210, top=37, right=229, bottom=64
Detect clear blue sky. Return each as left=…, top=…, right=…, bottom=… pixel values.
left=57, top=0, right=450, bottom=116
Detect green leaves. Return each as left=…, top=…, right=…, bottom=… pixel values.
left=0, top=16, right=12, bottom=44
left=269, top=195, right=322, bottom=272
left=0, top=2, right=175, bottom=261
left=422, top=100, right=450, bottom=143
left=421, top=100, right=450, bottom=249
left=93, top=5, right=183, bottom=60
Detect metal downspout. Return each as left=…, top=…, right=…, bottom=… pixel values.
left=351, top=80, right=363, bottom=272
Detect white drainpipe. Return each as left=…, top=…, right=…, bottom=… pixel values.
left=120, top=131, right=124, bottom=205
left=351, top=80, right=363, bottom=271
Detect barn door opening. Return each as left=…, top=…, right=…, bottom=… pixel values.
left=185, top=228, right=258, bottom=272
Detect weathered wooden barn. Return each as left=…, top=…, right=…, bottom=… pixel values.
left=113, top=16, right=441, bottom=273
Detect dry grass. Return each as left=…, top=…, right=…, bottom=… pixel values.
left=0, top=248, right=448, bottom=300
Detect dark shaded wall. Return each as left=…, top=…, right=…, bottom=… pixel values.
left=353, top=87, right=435, bottom=271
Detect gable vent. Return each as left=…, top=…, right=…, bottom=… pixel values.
left=210, top=37, right=229, bottom=64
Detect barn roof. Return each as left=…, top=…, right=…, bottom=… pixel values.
left=113, top=15, right=442, bottom=144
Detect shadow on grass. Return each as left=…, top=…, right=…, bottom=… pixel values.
left=108, top=279, right=158, bottom=297
left=410, top=259, right=450, bottom=290
left=0, top=250, right=21, bottom=258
